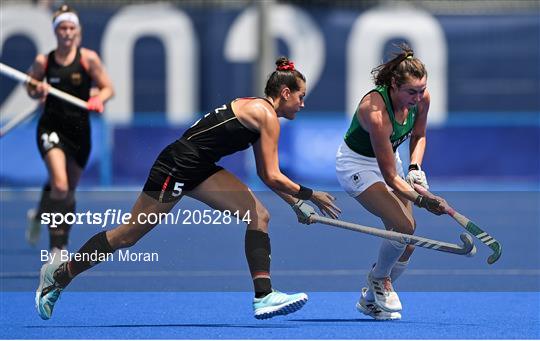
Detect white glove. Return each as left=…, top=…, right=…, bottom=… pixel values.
left=291, top=200, right=316, bottom=225
left=406, top=164, right=429, bottom=190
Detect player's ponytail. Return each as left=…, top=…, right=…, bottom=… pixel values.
left=371, top=43, right=427, bottom=88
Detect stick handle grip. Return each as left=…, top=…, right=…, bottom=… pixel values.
left=447, top=207, right=468, bottom=227
left=0, top=62, right=88, bottom=110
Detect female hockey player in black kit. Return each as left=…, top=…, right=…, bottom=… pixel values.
left=25, top=5, right=114, bottom=252
left=35, top=57, right=340, bottom=321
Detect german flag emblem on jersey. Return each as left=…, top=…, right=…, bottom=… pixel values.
left=71, top=72, right=82, bottom=86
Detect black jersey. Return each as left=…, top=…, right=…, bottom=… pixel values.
left=180, top=98, right=262, bottom=162
left=36, top=48, right=93, bottom=168
left=43, top=48, right=91, bottom=123
left=143, top=98, right=265, bottom=201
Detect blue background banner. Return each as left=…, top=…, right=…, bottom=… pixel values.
left=2, top=8, right=539, bottom=113
left=1, top=4, right=538, bottom=186
left=1, top=116, right=538, bottom=186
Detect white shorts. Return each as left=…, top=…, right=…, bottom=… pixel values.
left=335, top=142, right=405, bottom=197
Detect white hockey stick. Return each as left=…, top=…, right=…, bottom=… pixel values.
left=0, top=62, right=88, bottom=110
left=310, top=214, right=476, bottom=256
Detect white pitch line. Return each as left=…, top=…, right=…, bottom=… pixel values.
left=2, top=268, right=539, bottom=278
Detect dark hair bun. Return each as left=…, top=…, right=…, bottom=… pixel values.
left=275, top=57, right=295, bottom=71
left=53, top=4, right=77, bottom=19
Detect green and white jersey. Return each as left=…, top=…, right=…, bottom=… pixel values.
left=344, top=85, right=417, bottom=157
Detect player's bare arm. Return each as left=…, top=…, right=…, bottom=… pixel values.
left=252, top=106, right=301, bottom=195
left=81, top=48, right=114, bottom=103
left=26, top=54, right=48, bottom=99
left=409, top=89, right=430, bottom=166
left=362, top=94, right=418, bottom=202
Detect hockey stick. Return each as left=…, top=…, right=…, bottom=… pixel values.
left=309, top=214, right=476, bottom=256
left=0, top=62, right=88, bottom=110
left=447, top=208, right=502, bottom=264
left=0, top=104, right=39, bottom=137
left=414, top=184, right=502, bottom=264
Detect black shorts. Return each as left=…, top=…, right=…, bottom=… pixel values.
left=142, top=139, right=223, bottom=203
left=36, top=116, right=91, bottom=168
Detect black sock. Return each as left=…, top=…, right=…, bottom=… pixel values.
left=245, top=230, right=272, bottom=298
left=53, top=262, right=72, bottom=288
left=67, top=231, right=115, bottom=279
left=49, top=224, right=70, bottom=250
left=36, top=184, right=51, bottom=220
left=47, top=198, right=75, bottom=250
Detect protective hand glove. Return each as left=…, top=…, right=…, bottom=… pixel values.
left=87, top=96, right=104, bottom=113
left=406, top=164, right=429, bottom=190
left=291, top=200, right=316, bottom=224
left=414, top=195, right=444, bottom=215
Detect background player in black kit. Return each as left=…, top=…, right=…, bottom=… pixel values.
left=25, top=5, right=114, bottom=252
left=35, top=57, right=341, bottom=320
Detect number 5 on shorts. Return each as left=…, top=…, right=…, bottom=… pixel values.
left=172, top=182, right=184, bottom=197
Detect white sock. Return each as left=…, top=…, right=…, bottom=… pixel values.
left=390, top=259, right=409, bottom=282
left=366, top=259, right=409, bottom=301
left=371, top=238, right=406, bottom=278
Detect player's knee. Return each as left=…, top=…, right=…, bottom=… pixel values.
left=256, top=206, right=270, bottom=227
left=50, top=181, right=69, bottom=199
left=394, top=218, right=415, bottom=235
left=246, top=205, right=270, bottom=231
left=401, top=245, right=415, bottom=260
left=402, top=221, right=415, bottom=235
